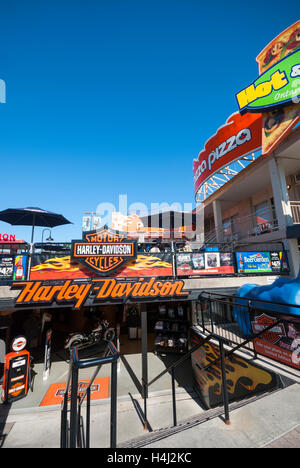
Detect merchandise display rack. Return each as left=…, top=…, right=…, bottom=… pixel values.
left=154, top=303, right=189, bottom=355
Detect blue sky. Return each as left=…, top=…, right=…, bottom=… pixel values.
left=0, top=0, right=298, bottom=242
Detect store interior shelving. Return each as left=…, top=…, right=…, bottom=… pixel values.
left=153, top=303, right=189, bottom=355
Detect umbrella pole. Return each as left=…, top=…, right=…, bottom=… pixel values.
left=31, top=215, right=36, bottom=244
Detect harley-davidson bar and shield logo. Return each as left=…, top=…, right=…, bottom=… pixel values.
left=251, top=313, right=286, bottom=345
left=71, top=227, right=137, bottom=276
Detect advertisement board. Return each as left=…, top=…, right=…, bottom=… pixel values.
left=13, top=255, right=28, bottom=281
left=176, top=252, right=235, bottom=276
left=0, top=256, right=14, bottom=281
left=0, top=255, right=28, bottom=282
left=251, top=311, right=300, bottom=370
left=250, top=20, right=300, bottom=156
left=235, top=251, right=289, bottom=274
left=236, top=49, right=300, bottom=113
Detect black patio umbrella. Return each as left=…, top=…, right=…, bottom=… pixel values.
left=0, top=207, right=72, bottom=243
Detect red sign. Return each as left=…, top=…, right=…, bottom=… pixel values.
left=251, top=312, right=300, bottom=370
left=193, top=112, right=262, bottom=196
left=0, top=234, right=15, bottom=242
left=0, top=234, right=24, bottom=243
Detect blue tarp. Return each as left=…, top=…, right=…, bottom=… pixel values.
left=233, top=274, right=300, bottom=337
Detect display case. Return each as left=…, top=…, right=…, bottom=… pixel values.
left=154, top=303, right=189, bottom=354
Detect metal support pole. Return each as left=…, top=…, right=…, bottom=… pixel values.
left=219, top=339, right=230, bottom=425
left=209, top=294, right=214, bottom=333
left=110, top=360, right=117, bottom=448
left=201, top=300, right=205, bottom=331
left=86, top=387, right=91, bottom=449
left=143, top=382, right=148, bottom=430
left=69, top=362, right=79, bottom=448
left=171, top=367, right=177, bottom=427
left=141, top=303, right=148, bottom=429
left=141, top=303, right=148, bottom=396
left=60, top=394, right=68, bottom=448
left=77, top=403, right=82, bottom=448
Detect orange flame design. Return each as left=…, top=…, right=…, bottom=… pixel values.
left=31, top=256, right=80, bottom=272
left=194, top=341, right=274, bottom=397
left=32, top=255, right=172, bottom=273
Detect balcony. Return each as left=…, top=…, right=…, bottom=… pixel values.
left=290, top=201, right=300, bottom=224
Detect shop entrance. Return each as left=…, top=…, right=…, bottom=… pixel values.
left=119, top=301, right=190, bottom=356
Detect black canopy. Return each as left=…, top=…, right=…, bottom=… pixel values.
left=0, top=207, right=72, bottom=243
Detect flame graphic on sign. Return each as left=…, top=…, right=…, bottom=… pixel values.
left=32, top=255, right=172, bottom=273
left=124, top=255, right=172, bottom=271
left=31, top=256, right=80, bottom=272
left=193, top=341, right=274, bottom=398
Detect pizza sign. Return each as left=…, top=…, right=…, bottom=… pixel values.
left=71, top=227, right=137, bottom=276
left=193, top=112, right=262, bottom=195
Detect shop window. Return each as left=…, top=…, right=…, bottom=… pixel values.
left=222, top=214, right=240, bottom=241
left=254, top=201, right=273, bottom=234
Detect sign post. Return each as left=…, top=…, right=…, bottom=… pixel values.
left=43, top=329, right=52, bottom=381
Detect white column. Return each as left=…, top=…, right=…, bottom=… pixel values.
left=269, top=156, right=299, bottom=277
left=269, top=157, right=293, bottom=228
left=213, top=200, right=223, bottom=243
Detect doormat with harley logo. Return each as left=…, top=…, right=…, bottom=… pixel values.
left=39, top=377, right=110, bottom=407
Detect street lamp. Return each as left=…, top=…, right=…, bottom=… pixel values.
left=42, top=229, right=54, bottom=243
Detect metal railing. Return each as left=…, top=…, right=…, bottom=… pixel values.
left=141, top=333, right=213, bottom=428
left=60, top=340, right=119, bottom=449
left=141, top=292, right=300, bottom=430
left=197, top=291, right=300, bottom=365
left=205, top=207, right=280, bottom=245
left=290, top=201, right=300, bottom=224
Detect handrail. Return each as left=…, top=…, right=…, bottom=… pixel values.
left=71, top=340, right=119, bottom=370
left=195, top=317, right=284, bottom=374
left=144, top=334, right=213, bottom=388
left=141, top=291, right=300, bottom=431
left=77, top=342, right=118, bottom=407
left=140, top=333, right=213, bottom=429
left=199, top=290, right=300, bottom=313
left=60, top=340, right=119, bottom=449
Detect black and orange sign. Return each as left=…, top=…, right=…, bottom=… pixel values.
left=71, top=227, right=137, bottom=276
left=2, top=349, right=30, bottom=403
left=13, top=277, right=190, bottom=309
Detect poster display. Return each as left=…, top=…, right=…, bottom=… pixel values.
left=176, top=252, right=235, bottom=276
left=235, top=251, right=289, bottom=274
left=0, top=255, right=28, bottom=282
left=251, top=311, right=300, bottom=370
left=13, top=255, right=28, bottom=281
left=0, top=256, right=14, bottom=281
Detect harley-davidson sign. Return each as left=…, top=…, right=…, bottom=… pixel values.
left=71, top=227, right=137, bottom=276
left=12, top=277, right=190, bottom=309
